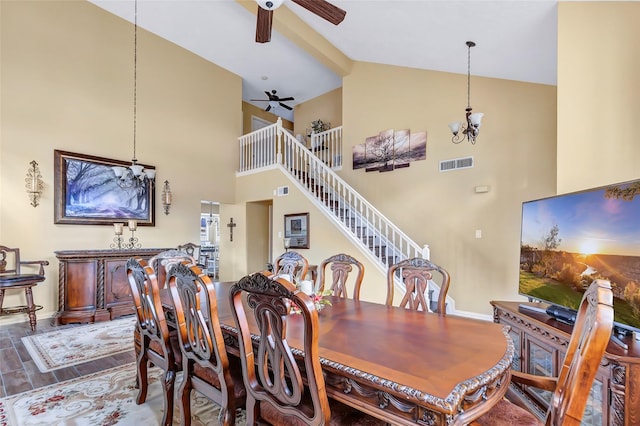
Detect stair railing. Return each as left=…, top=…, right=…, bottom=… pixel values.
left=238, top=119, right=453, bottom=311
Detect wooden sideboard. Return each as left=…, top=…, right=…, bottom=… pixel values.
left=492, top=301, right=640, bottom=426
left=54, top=248, right=168, bottom=325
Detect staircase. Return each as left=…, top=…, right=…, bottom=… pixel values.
left=238, top=119, right=454, bottom=311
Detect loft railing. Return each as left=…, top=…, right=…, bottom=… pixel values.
left=238, top=119, right=452, bottom=311
left=309, top=127, right=342, bottom=168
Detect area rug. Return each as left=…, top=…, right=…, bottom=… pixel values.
left=22, top=317, right=136, bottom=372
left=0, top=363, right=247, bottom=426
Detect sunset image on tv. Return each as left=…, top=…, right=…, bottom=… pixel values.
left=519, top=179, right=640, bottom=331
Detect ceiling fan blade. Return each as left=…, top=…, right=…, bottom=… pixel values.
left=278, top=97, right=294, bottom=102
left=279, top=102, right=293, bottom=111
left=265, top=104, right=272, bottom=112
left=256, top=7, right=273, bottom=43
left=264, top=90, right=273, bottom=99
left=291, top=0, right=346, bottom=25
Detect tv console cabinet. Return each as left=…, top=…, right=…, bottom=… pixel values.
left=491, top=301, right=640, bottom=426
left=54, top=248, right=168, bottom=325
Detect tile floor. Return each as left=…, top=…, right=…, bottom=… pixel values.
left=0, top=317, right=136, bottom=398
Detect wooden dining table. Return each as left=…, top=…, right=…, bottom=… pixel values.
left=203, top=281, right=515, bottom=426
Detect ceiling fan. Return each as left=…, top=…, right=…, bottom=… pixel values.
left=251, top=90, right=295, bottom=112
left=255, top=0, right=347, bottom=43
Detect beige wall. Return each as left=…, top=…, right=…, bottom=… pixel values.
left=0, top=1, right=242, bottom=324
left=293, top=87, right=343, bottom=145
left=339, top=62, right=557, bottom=315
left=234, top=168, right=390, bottom=305
left=557, top=2, right=640, bottom=193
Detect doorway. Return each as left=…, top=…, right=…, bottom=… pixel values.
left=200, top=201, right=220, bottom=280
left=246, top=200, right=273, bottom=273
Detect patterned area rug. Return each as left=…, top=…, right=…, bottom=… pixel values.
left=22, top=317, right=136, bottom=372
left=0, top=363, right=247, bottom=426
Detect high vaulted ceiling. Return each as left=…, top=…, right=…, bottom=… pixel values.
left=89, top=0, right=558, bottom=122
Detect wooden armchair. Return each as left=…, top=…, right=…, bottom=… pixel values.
left=229, top=272, right=386, bottom=425
left=126, top=258, right=181, bottom=426
left=167, top=261, right=246, bottom=426
left=317, top=253, right=365, bottom=300
left=273, top=251, right=308, bottom=282
left=472, top=279, right=614, bottom=426
left=0, top=245, right=49, bottom=331
left=386, top=257, right=450, bottom=314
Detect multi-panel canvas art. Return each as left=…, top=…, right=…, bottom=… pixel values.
left=352, top=129, right=426, bottom=172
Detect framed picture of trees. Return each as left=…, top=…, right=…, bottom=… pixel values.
left=54, top=150, right=155, bottom=226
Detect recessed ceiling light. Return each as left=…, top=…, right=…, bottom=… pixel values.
left=261, top=76, right=268, bottom=80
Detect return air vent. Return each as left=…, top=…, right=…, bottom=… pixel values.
left=439, top=156, right=474, bottom=172
left=276, top=186, right=289, bottom=196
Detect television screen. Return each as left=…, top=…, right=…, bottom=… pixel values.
left=519, top=178, right=640, bottom=333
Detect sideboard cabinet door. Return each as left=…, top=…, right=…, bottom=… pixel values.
left=55, top=248, right=168, bottom=325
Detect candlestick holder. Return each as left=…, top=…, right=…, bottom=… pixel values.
left=110, top=234, right=124, bottom=249
left=124, top=229, right=142, bottom=249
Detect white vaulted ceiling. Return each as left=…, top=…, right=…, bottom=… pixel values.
left=89, top=0, right=558, bottom=122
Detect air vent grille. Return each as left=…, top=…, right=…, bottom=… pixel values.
left=439, top=156, right=474, bottom=172
left=276, top=186, right=289, bottom=196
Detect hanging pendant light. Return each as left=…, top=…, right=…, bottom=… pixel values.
left=449, top=41, right=484, bottom=145
left=112, top=0, right=156, bottom=189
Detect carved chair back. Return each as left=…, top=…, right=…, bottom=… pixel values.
left=229, top=272, right=330, bottom=425
left=273, top=251, right=309, bottom=283
left=149, top=249, right=195, bottom=288
left=386, top=258, right=450, bottom=314
left=547, top=279, right=614, bottom=425
left=318, top=253, right=365, bottom=300
left=177, top=242, right=204, bottom=265
left=473, top=279, right=614, bottom=426
left=167, top=261, right=242, bottom=426
left=126, top=257, right=179, bottom=426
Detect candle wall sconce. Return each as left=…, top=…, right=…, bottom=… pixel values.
left=25, top=160, right=43, bottom=207
left=162, top=180, right=172, bottom=215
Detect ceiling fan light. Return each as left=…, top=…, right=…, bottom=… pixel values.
left=256, top=0, right=284, bottom=10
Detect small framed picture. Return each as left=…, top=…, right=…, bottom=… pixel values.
left=284, top=213, right=309, bottom=249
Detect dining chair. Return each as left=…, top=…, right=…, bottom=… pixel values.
left=386, top=257, right=450, bottom=314
left=0, top=245, right=49, bottom=331
left=149, top=248, right=195, bottom=288
left=126, top=257, right=181, bottom=426
left=229, top=271, right=386, bottom=425
left=273, top=251, right=309, bottom=283
left=471, top=279, right=614, bottom=426
left=167, top=261, right=246, bottom=426
left=317, top=253, right=365, bottom=300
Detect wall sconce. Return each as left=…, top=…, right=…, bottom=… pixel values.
left=162, top=180, right=172, bottom=215
left=25, top=160, right=43, bottom=207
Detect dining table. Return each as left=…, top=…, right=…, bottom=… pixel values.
left=202, top=280, right=515, bottom=426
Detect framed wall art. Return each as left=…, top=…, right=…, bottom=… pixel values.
left=284, top=212, right=309, bottom=249
left=54, top=150, right=155, bottom=226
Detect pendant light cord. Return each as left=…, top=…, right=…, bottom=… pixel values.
left=132, top=0, right=138, bottom=163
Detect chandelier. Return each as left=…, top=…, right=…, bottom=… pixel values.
left=112, top=0, right=155, bottom=189
left=449, top=41, right=484, bottom=144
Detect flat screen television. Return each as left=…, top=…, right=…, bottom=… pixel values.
left=519, top=178, right=640, bottom=336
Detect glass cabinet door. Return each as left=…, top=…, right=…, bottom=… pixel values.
left=508, top=328, right=522, bottom=371
left=580, top=376, right=604, bottom=425
left=527, top=337, right=554, bottom=405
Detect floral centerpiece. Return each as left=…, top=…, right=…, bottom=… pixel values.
left=290, top=285, right=333, bottom=314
